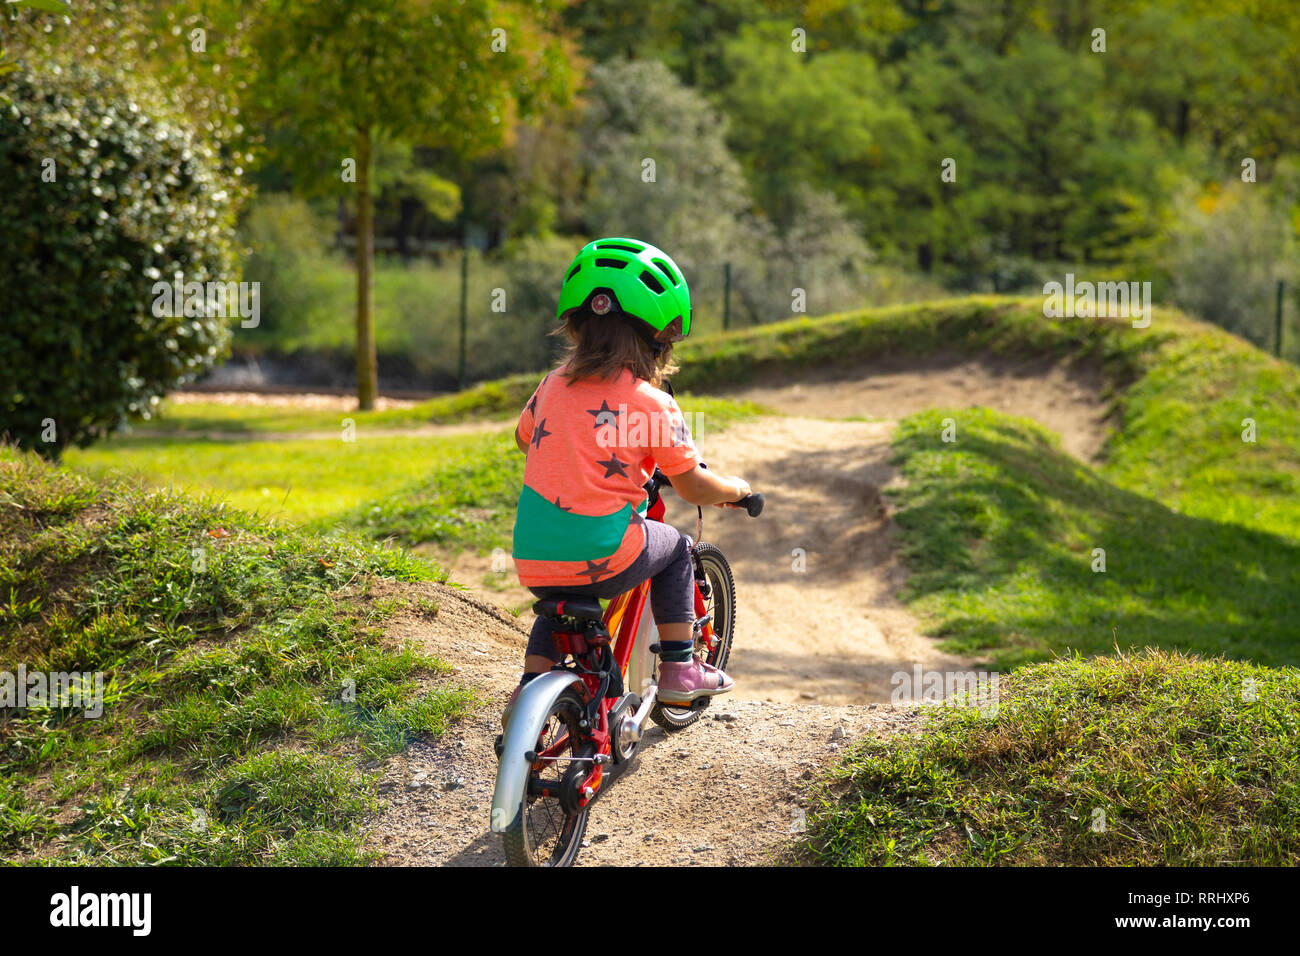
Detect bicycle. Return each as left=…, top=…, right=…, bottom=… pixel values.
left=489, top=466, right=763, bottom=867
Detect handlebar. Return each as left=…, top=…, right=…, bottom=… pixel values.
left=646, top=466, right=762, bottom=517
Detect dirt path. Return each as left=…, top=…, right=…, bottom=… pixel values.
left=663, top=416, right=973, bottom=705
left=363, top=354, right=1110, bottom=865
left=724, top=351, right=1109, bottom=461
left=362, top=581, right=923, bottom=867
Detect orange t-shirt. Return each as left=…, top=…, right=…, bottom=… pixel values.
left=511, top=366, right=701, bottom=587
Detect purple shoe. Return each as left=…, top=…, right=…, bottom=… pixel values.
left=657, top=658, right=735, bottom=704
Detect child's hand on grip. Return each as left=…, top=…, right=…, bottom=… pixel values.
left=716, top=476, right=751, bottom=508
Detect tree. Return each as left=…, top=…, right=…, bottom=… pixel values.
left=247, top=0, right=576, bottom=409
left=1163, top=177, right=1300, bottom=353
left=0, top=66, right=242, bottom=457
left=579, top=60, right=755, bottom=274
left=578, top=59, right=871, bottom=326
left=719, top=24, right=928, bottom=239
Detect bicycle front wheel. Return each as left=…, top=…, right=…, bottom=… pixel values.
left=651, top=542, right=737, bottom=732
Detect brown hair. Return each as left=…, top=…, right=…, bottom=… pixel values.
left=554, top=306, right=679, bottom=387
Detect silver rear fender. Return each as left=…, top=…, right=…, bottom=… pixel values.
left=490, top=670, right=585, bottom=834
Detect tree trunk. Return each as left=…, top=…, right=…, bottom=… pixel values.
left=354, top=125, right=378, bottom=411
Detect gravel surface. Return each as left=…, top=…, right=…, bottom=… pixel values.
left=358, top=580, right=924, bottom=867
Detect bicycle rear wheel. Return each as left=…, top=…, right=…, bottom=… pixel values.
left=502, top=688, right=590, bottom=866
left=651, top=542, right=736, bottom=732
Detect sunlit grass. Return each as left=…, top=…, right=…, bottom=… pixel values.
left=0, top=447, right=474, bottom=865
left=806, top=649, right=1300, bottom=866
left=65, top=430, right=510, bottom=525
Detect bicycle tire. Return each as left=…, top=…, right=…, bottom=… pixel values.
left=502, top=688, right=591, bottom=866
left=651, top=542, right=737, bottom=732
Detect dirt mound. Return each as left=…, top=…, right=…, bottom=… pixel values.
left=723, top=351, right=1109, bottom=461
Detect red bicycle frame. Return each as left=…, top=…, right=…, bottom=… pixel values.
left=532, top=491, right=716, bottom=809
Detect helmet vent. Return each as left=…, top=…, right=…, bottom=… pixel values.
left=652, top=258, right=679, bottom=286
left=566, top=263, right=582, bottom=280
left=595, top=241, right=643, bottom=253
left=595, top=257, right=628, bottom=269
left=638, top=270, right=665, bottom=294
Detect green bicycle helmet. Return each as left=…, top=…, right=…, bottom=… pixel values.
left=556, top=237, right=692, bottom=343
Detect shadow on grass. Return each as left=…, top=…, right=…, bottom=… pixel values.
left=890, top=410, right=1300, bottom=669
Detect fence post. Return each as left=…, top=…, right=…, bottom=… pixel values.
left=1276, top=279, right=1285, bottom=359
left=458, top=229, right=469, bottom=391
left=723, top=261, right=732, bottom=332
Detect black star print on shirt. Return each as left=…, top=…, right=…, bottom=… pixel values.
left=553, top=496, right=573, bottom=512
left=595, top=452, right=629, bottom=478
left=580, top=559, right=612, bottom=583
left=586, top=399, right=620, bottom=429
left=525, top=373, right=549, bottom=418
left=530, top=418, right=552, bottom=449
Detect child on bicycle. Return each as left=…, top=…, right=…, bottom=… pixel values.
left=505, top=238, right=751, bottom=718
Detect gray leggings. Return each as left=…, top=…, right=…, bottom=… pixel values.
left=525, top=520, right=695, bottom=662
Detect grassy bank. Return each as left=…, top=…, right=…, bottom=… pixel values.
left=888, top=408, right=1300, bottom=669
left=879, top=303, right=1300, bottom=667
left=0, top=447, right=474, bottom=865
left=806, top=649, right=1300, bottom=866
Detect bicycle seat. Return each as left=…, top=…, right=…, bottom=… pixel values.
left=532, top=595, right=605, bottom=625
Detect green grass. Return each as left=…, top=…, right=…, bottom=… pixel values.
left=879, top=306, right=1300, bottom=667
left=0, top=446, right=475, bottom=865
left=327, top=431, right=523, bottom=551
left=238, top=295, right=1158, bottom=429
left=889, top=408, right=1300, bottom=669
left=804, top=649, right=1300, bottom=866
left=1103, top=330, right=1300, bottom=539
left=132, top=381, right=768, bottom=434
left=126, top=400, right=437, bottom=435
left=324, top=394, right=765, bottom=551
left=73, top=394, right=764, bottom=549
left=65, top=430, right=511, bottom=526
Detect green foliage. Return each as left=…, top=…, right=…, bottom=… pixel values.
left=247, top=0, right=576, bottom=193
left=239, top=195, right=339, bottom=342
left=579, top=58, right=875, bottom=325
left=720, top=22, right=926, bottom=234
left=579, top=59, right=757, bottom=290
left=231, top=214, right=567, bottom=384
left=0, top=65, right=242, bottom=457
left=1161, top=178, right=1300, bottom=356
left=806, top=649, right=1300, bottom=866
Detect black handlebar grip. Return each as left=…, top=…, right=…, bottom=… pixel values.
left=735, top=493, right=764, bottom=517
